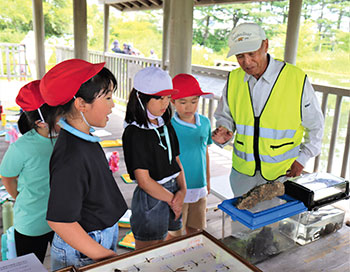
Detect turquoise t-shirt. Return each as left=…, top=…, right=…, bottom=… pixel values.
left=0, top=129, right=56, bottom=236
left=171, top=113, right=212, bottom=189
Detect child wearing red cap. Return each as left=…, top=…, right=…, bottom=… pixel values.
left=168, top=73, right=213, bottom=237
left=0, top=80, right=61, bottom=263
left=122, top=66, right=186, bottom=249
left=40, top=59, right=128, bottom=270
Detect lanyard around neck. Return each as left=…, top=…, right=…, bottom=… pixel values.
left=153, top=125, right=172, bottom=164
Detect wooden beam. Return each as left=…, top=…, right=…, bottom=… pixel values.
left=133, top=1, right=143, bottom=7
left=120, top=1, right=133, bottom=8
left=194, top=0, right=276, bottom=6
left=110, top=3, right=124, bottom=11
left=137, top=0, right=151, bottom=7
left=106, top=0, right=279, bottom=12
left=148, top=0, right=162, bottom=6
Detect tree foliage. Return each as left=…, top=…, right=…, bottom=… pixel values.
left=192, top=1, right=349, bottom=56
left=0, top=0, right=71, bottom=42
left=0, top=0, right=348, bottom=86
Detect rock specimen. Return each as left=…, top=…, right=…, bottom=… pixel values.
left=235, top=181, right=285, bottom=210
left=246, top=227, right=279, bottom=258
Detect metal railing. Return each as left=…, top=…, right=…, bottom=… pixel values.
left=0, top=43, right=30, bottom=81
left=56, top=46, right=350, bottom=179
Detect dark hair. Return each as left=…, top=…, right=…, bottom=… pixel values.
left=17, top=103, right=60, bottom=138
left=125, top=88, right=172, bottom=128
left=57, top=67, right=117, bottom=116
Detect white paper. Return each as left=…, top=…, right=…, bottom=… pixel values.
left=0, top=253, right=48, bottom=272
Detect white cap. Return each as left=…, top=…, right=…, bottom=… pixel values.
left=227, top=23, right=266, bottom=58
left=133, top=66, right=179, bottom=96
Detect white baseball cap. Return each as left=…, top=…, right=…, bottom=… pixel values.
left=227, top=23, right=266, bottom=58
left=134, top=66, right=179, bottom=96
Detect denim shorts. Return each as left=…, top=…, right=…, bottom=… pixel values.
left=50, top=222, right=119, bottom=271
left=131, top=179, right=182, bottom=241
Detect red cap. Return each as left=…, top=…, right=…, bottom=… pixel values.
left=171, top=74, right=213, bottom=100
left=40, top=59, right=105, bottom=106
left=16, top=80, right=45, bottom=111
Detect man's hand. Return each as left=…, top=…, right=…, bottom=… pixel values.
left=212, top=126, right=233, bottom=144
left=286, top=160, right=304, bottom=177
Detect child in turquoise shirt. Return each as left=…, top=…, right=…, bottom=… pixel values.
left=0, top=80, right=60, bottom=262
left=169, top=73, right=213, bottom=236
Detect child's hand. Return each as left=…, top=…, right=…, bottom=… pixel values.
left=212, top=126, right=233, bottom=144
left=171, top=205, right=182, bottom=221
left=95, top=249, right=118, bottom=262
left=170, top=190, right=185, bottom=220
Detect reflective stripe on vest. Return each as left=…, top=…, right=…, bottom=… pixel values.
left=227, top=63, right=306, bottom=180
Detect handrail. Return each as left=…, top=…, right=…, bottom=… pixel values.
left=56, top=46, right=350, bottom=179
left=0, top=43, right=30, bottom=81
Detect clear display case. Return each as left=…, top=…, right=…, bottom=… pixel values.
left=278, top=205, right=345, bottom=245
left=77, top=231, right=262, bottom=272
left=55, top=266, right=78, bottom=272
left=219, top=196, right=306, bottom=264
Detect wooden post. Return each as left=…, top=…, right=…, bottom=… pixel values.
left=103, top=4, right=110, bottom=54
left=73, top=0, right=88, bottom=60
left=284, top=0, right=303, bottom=64
left=32, top=0, right=45, bottom=79
left=168, top=0, right=194, bottom=77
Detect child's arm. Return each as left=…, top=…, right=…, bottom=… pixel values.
left=170, top=156, right=187, bottom=220
left=2, top=176, right=19, bottom=199
left=134, top=169, right=174, bottom=203
left=206, top=147, right=211, bottom=194
left=47, top=221, right=117, bottom=261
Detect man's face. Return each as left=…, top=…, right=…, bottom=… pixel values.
left=235, top=40, right=269, bottom=79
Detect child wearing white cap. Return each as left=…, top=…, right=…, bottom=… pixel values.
left=122, top=66, right=187, bottom=249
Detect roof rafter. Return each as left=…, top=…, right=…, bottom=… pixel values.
left=148, top=0, right=162, bottom=6
left=137, top=0, right=151, bottom=7
left=101, top=0, right=280, bottom=12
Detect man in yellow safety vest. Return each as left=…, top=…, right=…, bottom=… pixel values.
left=212, top=22, right=324, bottom=197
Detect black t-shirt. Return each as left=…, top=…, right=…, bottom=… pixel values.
left=46, top=129, right=128, bottom=232
left=122, top=124, right=181, bottom=181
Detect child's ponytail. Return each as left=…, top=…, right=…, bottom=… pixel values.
left=18, top=104, right=60, bottom=138
left=17, top=112, right=31, bottom=135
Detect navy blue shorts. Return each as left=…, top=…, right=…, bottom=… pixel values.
left=130, top=179, right=182, bottom=241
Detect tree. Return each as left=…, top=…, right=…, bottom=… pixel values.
left=0, top=0, right=33, bottom=42
left=43, top=0, right=72, bottom=38
left=0, top=0, right=72, bottom=43
left=327, top=1, right=350, bottom=30
left=193, top=5, right=226, bottom=48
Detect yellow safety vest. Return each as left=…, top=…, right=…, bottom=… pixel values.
left=227, top=62, right=306, bottom=180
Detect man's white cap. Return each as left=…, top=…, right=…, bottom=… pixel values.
left=227, top=23, right=266, bottom=58
left=134, top=66, right=178, bottom=96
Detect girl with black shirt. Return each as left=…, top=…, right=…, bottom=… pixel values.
left=122, top=66, right=186, bottom=249
left=40, top=59, right=127, bottom=270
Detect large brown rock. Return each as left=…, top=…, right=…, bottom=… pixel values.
left=235, top=182, right=285, bottom=210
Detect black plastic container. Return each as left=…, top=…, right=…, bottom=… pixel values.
left=284, top=173, right=349, bottom=211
